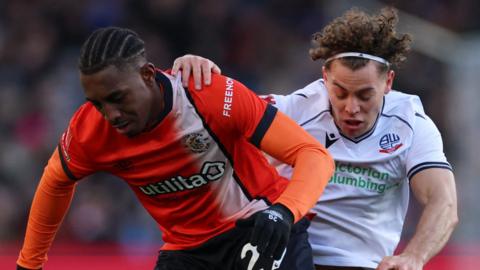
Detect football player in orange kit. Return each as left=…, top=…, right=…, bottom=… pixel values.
left=17, top=27, right=334, bottom=270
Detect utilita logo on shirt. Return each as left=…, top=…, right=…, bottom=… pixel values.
left=139, top=161, right=226, bottom=196
left=379, top=133, right=403, bottom=153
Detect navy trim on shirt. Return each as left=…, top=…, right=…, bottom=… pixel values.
left=380, top=113, right=413, bottom=131
left=294, top=93, right=308, bottom=99
left=300, top=109, right=330, bottom=127
left=155, top=71, right=173, bottom=123
left=415, top=112, right=426, bottom=119
left=57, top=144, right=79, bottom=181
left=250, top=104, right=278, bottom=148
left=407, top=161, right=453, bottom=180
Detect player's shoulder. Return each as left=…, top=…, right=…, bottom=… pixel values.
left=70, top=102, right=101, bottom=127
left=181, top=72, right=244, bottom=101
left=286, top=79, right=328, bottom=103
left=185, top=72, right=237, bottom=91
left=68, top=102, right=110, bottom=143
left=384, top=90, right=424, bottom=113
left=269, top=79, right=330, bottom=123
left=382, top=90, right=428, bottom=129
left=184, top=72, right=260, bottom=117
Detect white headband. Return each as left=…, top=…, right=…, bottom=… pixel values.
left=325, top=52, right=390, bottom=66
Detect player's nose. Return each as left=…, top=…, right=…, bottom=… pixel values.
left=344, top=97, right=360, bottom=114
left=103, top=103, right=122, bottom=122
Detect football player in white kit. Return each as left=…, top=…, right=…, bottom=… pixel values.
left=171, top=7, right=458, bottom=270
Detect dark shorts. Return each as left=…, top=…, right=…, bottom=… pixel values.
left=155, top=217, right=314, bottom=270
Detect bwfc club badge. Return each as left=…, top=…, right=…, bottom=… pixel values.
left=379, top=133, right=403, bottom=153
left=182, top=132, right=210, bottom=153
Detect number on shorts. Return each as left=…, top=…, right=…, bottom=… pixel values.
left=271, top=248, right=286, bottom=270
left=240, top=243, right=287, bottom=270
left=241, top=243, right=260, bottom=270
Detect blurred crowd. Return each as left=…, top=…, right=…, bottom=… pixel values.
left=0, top=0, right=478, bottom=247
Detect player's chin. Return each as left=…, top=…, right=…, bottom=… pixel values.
left=341, top=125, right=362, bottom=137
left=123, top=124, right=143, bottom=137
left=125, top=131, right=140, bottom=138
left=127, top=128, right=143, bottom=137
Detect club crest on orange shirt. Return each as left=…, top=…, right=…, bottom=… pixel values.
left=182, top=132, right=210, bottom=153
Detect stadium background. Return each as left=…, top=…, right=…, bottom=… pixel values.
left=0, top=0, right=479, bottom=269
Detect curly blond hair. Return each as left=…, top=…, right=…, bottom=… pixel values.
left=309, top=7, right=412, bottom=71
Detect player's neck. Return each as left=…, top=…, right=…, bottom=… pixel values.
left=144, top=83, right=165, bottom=132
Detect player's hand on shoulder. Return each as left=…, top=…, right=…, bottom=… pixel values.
left=236, top=203, right=294, bottom=260
left=376, top=253, right=424, bottom=270
left=172, top=54, right=221, bottom=90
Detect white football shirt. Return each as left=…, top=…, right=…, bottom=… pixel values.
left=268, top=79, right=452, bottom=268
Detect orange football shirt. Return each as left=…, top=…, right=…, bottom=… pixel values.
left=18, top=71, right=334, bottom=269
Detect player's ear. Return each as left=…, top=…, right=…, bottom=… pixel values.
left=140, top=62, right=156, bottom=85
left=384, top=69, right=395, bottom=94
left=322, top=66, right=328, bottom=82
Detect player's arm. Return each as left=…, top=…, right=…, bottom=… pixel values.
left=190, top=73, right=334, bottom=259
left=260, top=111, right=334, bottom=221
left=377, top=168, right=458, bottom=270
left=17, top=148, right=77, bottom=270
left=377, top=110, right=457, bottom=270
left=202, top=73, right=334, bottom=221
left=173, top=55, right=334, bottom=217
left=236, top=106, right=334, bottom=260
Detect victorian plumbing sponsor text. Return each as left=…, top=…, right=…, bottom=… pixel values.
left=329, top=162, right=398, bottom=193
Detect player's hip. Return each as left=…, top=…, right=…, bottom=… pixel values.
left=155, top=217, right=313, bottom=270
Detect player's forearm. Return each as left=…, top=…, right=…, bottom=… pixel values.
left=17, top=168, right=76, bottom=269
left=275, top=147, right=334, bottom=222
left=260, top=111, right=334, bottom=222
left=401, top=195, right=458, bottom=265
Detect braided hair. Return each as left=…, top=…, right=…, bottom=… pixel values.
left=79, top=27, right=146, bottom=75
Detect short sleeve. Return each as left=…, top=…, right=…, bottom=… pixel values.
left=261, top=79, right=328, bottom=125
left=186, top=74, right=277, bottom=147
left=405, top=114, right=452, bottom=179
left=58, top=106, right=96, bottom=180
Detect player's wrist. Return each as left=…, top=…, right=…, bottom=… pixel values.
left=269, top=203, right=294, bottom=225
left=400, top=250, right=427, bottom=266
